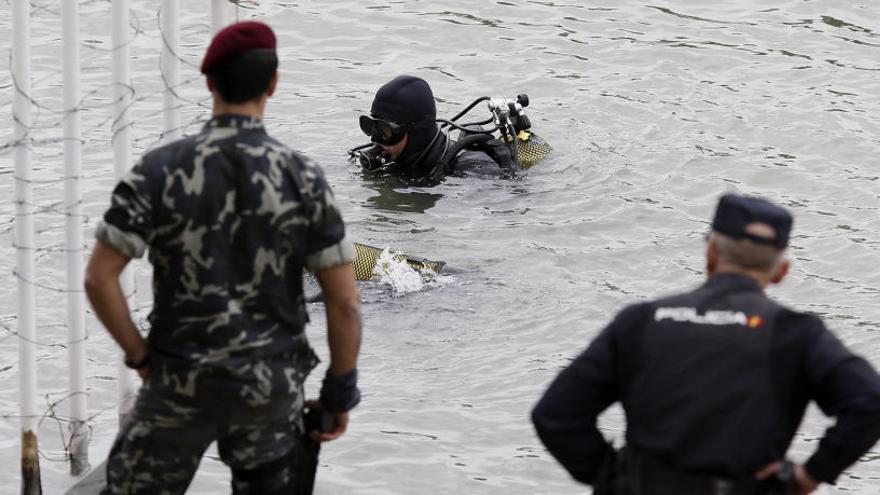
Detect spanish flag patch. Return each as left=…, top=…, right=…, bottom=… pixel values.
left=747, top=315, right=764, bottom=329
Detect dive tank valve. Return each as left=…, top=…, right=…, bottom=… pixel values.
left=488, top=94, right=532, bottom=133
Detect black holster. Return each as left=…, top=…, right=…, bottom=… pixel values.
left=229, top=436, right=320, bottom=495
left=288, top=423, right=321, bottom=495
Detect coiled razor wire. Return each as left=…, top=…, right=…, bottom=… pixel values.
left=0, top=0, right=244, bottom=473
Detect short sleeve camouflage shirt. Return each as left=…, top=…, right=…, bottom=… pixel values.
left=96, top=114, right=354, bottom=366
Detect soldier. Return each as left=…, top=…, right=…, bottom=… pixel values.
left=531, top=194, right=880, bottom=495
left=84, top=21, right=362, bottom=494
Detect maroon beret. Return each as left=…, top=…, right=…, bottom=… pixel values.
left=201, top=21, right=276, bottom=74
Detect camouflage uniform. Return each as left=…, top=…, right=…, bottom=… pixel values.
left=96, top=114, right=354, bottom=494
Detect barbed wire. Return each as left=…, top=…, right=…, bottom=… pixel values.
left=0, top=293, right=152, bottom=347
left=0, top=5, right=214, bottom=161
left=0, top=388, right=141, bottom=466
left=2, top=0, right=232, bottom=474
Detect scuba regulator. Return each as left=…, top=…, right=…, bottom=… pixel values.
left=353, top=143, right=391, bottom=171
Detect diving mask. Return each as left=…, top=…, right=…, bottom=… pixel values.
left=359, top=115, right=406, bottom=146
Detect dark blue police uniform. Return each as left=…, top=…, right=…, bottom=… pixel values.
left=531, top=195, right=880, bottom=493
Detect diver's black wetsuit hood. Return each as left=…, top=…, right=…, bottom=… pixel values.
left=370, top=75, right=448, bottom=183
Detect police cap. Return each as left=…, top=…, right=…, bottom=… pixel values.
left=201, top=21, right=276, bottom=74
left=712, top=194, right=793, bottom=248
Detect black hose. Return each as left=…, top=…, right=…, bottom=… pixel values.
left=458, top=117, right=494, bottom=128
left=444, top=96, right=491, bottom=124
left=348, top=142, right=373, bottom=157
left=436, top=119, right=498, bottom=135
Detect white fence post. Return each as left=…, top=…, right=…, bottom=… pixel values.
left=112, top=0, right=140, bottom=423
left=14, top=0, right=42, bottom=492
left=62, top=0, right=90, bottom=476
left=161, top=0, right=181, bottom=142
left=211, top=0, right=235, bottom=33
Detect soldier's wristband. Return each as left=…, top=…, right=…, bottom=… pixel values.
left=319, top=368, right=361, bottom=413
left=124, top=351, right=150, bottom=370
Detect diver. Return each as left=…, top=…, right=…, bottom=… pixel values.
left=350, top=75, right=549, bottom=186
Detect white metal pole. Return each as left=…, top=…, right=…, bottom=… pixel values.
left=62, top=0, right=89, bottom=476
left=161, top=0, right=181, bottom=142
left=112, top=0, right=139, bottom=423
left=211, top=0, right=234, bottom=34
left=14, top=0, right=41, bottom=492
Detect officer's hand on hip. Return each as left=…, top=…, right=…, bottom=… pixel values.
left=755, top=461, right=820, bottom=495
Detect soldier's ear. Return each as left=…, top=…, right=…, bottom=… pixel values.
left=266, top=71, right=278, bottom=98
left=206, top=75, right=215, bottom=93
left=770, top=258, right=789, bottom=285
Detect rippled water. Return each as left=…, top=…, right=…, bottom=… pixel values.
left=1, top=1, right=879, bottom=493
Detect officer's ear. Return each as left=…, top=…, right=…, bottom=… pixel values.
left=705, top=235, right=718, bottom=276
left=206, top=75, right=216, bottom=93
left=266, top=71, right=278, bottom=98
left=770, top=258, right=789, bottom=285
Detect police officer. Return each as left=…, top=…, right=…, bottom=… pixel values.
left=531, top=194, right=880, bottom=495
left=357, top=75, right=516, bottom=185
left=84, top=22, right=362, bottom=494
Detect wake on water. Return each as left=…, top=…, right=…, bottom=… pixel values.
left=372, top=248, right=453, bottom=295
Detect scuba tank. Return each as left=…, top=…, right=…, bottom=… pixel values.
left=306, top=242, right=444, bottom=282
left=352, top=242, right=445, bottom=281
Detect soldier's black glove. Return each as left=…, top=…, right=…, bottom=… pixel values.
left=319, top=368, right=361, bottom=412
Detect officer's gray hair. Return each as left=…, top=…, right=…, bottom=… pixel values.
left=710, top=231, right=785, bottom=273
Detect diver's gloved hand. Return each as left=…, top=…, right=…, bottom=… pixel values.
left=359, top=145, right=391, bottom=171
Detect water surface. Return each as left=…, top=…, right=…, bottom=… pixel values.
left=1, top=1, right=879, bottom=493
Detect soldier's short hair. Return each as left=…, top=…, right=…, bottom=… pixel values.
left=710, top=230, right=785, bottom=273
left=208, top=49, right=278, bottom=103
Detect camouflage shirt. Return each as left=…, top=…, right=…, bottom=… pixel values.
left=96, top=114, right=354, bottom=367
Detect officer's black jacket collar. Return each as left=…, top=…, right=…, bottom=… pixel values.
left=703, top=272, right=764, bottom=293
left=206, top=114, right=266, bottom=133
